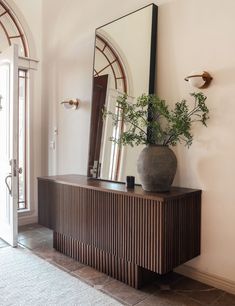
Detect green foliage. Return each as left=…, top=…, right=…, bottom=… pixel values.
left=103, top=92, right=209, bottom=147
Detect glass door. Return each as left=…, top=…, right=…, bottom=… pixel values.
left=0, top=45, right=19, bottom=246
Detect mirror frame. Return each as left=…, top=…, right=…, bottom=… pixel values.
left=87, top=3, right=158, bottom=179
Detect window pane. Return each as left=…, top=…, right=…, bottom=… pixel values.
left=18, top=70, right=26, bottom=209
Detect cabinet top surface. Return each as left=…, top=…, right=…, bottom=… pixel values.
left=38, top=174, right=201, bottom=201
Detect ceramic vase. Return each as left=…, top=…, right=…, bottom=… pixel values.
left=137, top=145, right=177, bottom=192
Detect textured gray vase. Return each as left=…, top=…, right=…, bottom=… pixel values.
left=137, top=145, right=177, bottom=192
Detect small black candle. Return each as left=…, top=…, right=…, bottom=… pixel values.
left=126, top=176, right=135, bottom=189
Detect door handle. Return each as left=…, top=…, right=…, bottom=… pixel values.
left=5, top=174, right=12, bottom=195
left=10, top=159, right=22, bottom=176
left=15, top=167, right=22, bottom=175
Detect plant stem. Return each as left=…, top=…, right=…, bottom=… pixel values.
left=115, top=115, right=147, bottom=136
left=125, top=120, right=147, bottom=136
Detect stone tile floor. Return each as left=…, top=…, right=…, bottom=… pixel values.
left=0, top=224, right=233, bottom=306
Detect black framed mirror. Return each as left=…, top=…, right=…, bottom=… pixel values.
left=88, top=3, right=158, bottom=183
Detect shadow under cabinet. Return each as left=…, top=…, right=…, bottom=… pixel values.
left=38, top=174, right=201, bottom=289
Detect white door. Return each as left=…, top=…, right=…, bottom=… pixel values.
left=0, top=45, right=19, bottom=247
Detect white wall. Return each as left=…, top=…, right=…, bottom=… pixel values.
left=157, top=0, right=235, bottom=282
left=40, top=0, right=235, bottom=284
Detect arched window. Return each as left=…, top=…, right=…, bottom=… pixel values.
left=0, top=0, right=28, bottom=56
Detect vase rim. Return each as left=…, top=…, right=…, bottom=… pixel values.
left=147, top=144, right=168, bottom=147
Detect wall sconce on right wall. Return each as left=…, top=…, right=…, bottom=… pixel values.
left=184, top=71, right=213, bottom=89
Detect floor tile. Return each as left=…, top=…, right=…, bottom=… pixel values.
left=17, top=224, right=235, bottom=306
left=18, top=236, right=53, bottom=250
left=35, top=226, right=52, bottom=234
left=33, top=244, right=57, bottom=259
left=101, top=280, right=147, bottom=305
left=137, top=291, right=203, bottom=306
left=18, top=230, right=50, bottom=240
left=47, top=252, right=85, bottom=272
left=72, top=266, right=114, bottom=288
left=171, top=277, right=224, bottom=305
left=214, top=292, right=235, bottom=306
left=18, top=223, right=43, bottom=232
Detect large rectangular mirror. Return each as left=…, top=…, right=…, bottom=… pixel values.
left=88, top=4, right=158, bottom=183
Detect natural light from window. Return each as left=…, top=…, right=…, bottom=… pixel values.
left=18, top=70, right=26, bottom=209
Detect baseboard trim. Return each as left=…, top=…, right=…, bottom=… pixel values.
left=18, top=215, right=38, bottom=226
left=175, top=265, right=235, bottom=295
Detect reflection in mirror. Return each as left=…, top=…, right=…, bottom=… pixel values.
left=88, top=4, right=157, bottom=183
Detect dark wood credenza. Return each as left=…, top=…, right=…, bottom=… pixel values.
left=38, top=175, right=201, bottom=288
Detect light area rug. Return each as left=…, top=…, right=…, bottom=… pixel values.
left=0, top=247, right=122, bottom=306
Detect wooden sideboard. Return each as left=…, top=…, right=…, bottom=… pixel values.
left=38, top=174, right=201, bottom=288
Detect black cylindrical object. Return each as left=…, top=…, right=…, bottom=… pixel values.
left=126, top=176, right=135, bottom=189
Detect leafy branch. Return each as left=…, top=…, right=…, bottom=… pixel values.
left=103, top=92, right=209, bottom=147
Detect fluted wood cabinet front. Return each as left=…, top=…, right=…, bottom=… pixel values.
left=38, top=175, right=201, bottom=288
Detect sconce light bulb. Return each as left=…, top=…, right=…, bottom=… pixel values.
left=184, top=71, right=212, bottom=89
left=190, top=74, right=205, bottom=88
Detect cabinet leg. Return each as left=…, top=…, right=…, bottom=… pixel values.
left=53, top=231, right=159, bottom=288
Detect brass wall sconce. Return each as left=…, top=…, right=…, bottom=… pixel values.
left=61, top=99, right=80, bottom=110
left=184, top=71, right=213, bottom=89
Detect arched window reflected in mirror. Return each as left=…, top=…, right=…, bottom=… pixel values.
left=94, top=34, right=128, bottom=180
left=95, top=34, right=127, bottom=93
